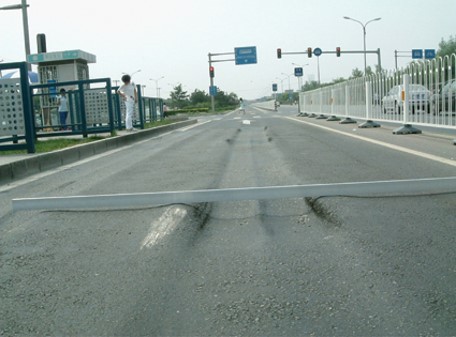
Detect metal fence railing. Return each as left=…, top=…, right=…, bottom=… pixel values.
left=0, top=62, right=35, bottom=153
left=112, top=85, right=164, bottom=130
left=1, top=62, right=166, bottom=153
left=299, top=54, right=456, bottom=130
left=31, top=78, right=115, bottom=138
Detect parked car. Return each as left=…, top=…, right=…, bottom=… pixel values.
left=382, top=84, right=431, bottom=114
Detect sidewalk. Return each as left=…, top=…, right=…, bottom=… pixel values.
left=0, top=119, right=197, bottom=185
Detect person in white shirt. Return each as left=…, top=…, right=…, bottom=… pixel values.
left=57, top=88, right=68, bottom=130
left=117, top=74, right=138, bottom=131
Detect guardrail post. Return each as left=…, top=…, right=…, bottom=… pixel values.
left=136, top=84, right=145, bottom=129
left=393, top=74, right=422, bottom=134
left=359, top=80, right=380, bottom=128
left=106, top=79, right=115, bottom=136
left=78, top=82, right=88, bottom=138
left=340, top=84, right=356, bottom=124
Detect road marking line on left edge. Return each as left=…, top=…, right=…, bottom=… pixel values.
left=286, top=116, right=456, bottom=168
left=0, top=122, right=207, bottom=193
left=178, top=119, right=211, bottom=132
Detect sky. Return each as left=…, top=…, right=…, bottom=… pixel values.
left=1, top=0, right=455, bottom=99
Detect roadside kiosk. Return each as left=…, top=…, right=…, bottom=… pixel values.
left=27, top=50, right=96, bottom=128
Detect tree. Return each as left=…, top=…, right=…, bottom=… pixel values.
left=170, top=84, right=189, bottom=109
left=215, top=90, right=238, bottom=107
left=302, top=80, right=320, bottom=92
left=437, top=35, right=456, bottom=59
left=190, top=89, right=209, bottom=105
left=350, top=68, right=364, bottom=79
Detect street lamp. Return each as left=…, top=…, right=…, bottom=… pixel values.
left=281, top=73, right=293, bottom=91
left=123, top=69, right=141, bottom=77
left=0, top=0, right=31, bottom=70
left=343, top=16, right=381, bottom=75
left=150, top=76, right=164, bottom=98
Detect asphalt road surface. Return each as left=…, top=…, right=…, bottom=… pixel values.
left=1, top=105, right=455, bottom=336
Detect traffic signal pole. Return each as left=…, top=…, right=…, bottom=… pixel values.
left=208, top=51, right=236, bottom=112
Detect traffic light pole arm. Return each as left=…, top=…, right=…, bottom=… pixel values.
left=281, top=51, right=308, bottom=56
left=279, top=49, right=381, bottom=70
left=209, top=52, right=234, bottom=57
left=210, top=59, right=236, bottom=63
left=281, top=49, right=379, bottom=55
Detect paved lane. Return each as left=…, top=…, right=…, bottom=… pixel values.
left=1, top=106, right=455, bottom=336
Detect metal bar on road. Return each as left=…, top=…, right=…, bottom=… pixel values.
left=12, top=177, right=456, bottom=212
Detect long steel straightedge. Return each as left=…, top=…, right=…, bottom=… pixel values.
left=12, top=177, right=456, bottom=211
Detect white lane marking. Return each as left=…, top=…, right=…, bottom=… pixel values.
left=242, top=120, right=251, bottom=125
left=178, top=120, right=211, bottom=132
left=286, top=116, right=456, bottom=168
left=233, top=117, right=241, bottom=120
left=140, top=206, right=188, bottom=249
left=253, top=116, right=261, bottom=119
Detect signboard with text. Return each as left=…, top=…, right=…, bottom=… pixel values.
left=234, top=46, right=257, bottom=65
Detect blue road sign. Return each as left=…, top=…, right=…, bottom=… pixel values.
left=234, top=46, right=257, bottom=65
left=412, top=49, right=423, bottom=59
left=209, top=85, right=217, bottom=96
left=272, top=83, right=278, bottom=92
left=294, top=67, right=303, bottom=77
left=313, top=48, right=322, bottom=57
left=425, top=49, right=436, bottom=59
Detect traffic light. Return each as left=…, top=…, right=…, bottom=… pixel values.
left=307, top=47, right=312, bottom=58
left=336, top=47, right=341, bottom=57
left=277, top=48, right=282, bottom=59
left=209, top=66, right=215, bottom=78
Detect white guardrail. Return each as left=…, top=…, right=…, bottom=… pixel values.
left=299, top=54, right=456, bottom=130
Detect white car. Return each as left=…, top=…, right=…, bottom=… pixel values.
left=382, top=84, right=431, bottom=114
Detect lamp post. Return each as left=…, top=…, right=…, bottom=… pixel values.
left=275, top=77, right=287, bottom=93
left=150, top=76, right=164, bottom=98
left=123, top=69, right=141, bottom=77
left=343, top=16, right=381, bottom=75
left=0, top=0, right=31, bottom=70
left=281, top=73, right=293, bottom=91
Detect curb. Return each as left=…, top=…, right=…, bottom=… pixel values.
left=0, top=119, right=197, bottom=185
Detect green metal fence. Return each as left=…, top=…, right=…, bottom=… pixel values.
left=31, top=78, right=115, bottom=138
left=112, top=85, right=164, bottom=130
left=1, top=66, right=165, bottom=153
left=0, top=62, right=35, bottom=153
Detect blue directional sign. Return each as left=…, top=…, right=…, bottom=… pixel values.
left=235, top=46, right=257, bottom=65
left=209, top=85, right=217, bottom=96
left=425, top=49, right=436, bottom=59
left=294, top=67, right=303, bottom=77
left=313, top=47, right=322, bottom=57
left=272, top=83, right=278, bottom=92
left=412, top=49, right=423, bottom=59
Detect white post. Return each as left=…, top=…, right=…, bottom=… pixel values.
left=403, top=74, right=410, bottom=124
left=345, top=85, right=349, bottom=117
left=365, top=81, right=372, bottom=120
